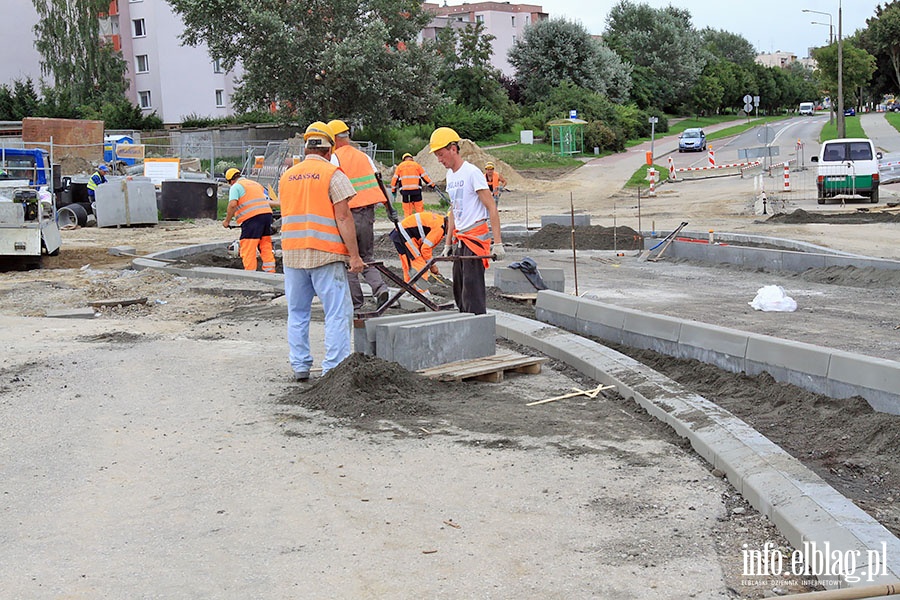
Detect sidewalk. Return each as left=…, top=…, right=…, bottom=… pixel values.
left=862, top=112, right=900, bottom=154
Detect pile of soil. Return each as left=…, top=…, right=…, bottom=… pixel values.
left=280, top=353, right=443, bottom=420
left=766, top=208, right=900, bottom=224
left=523, top=223, right=642, bottom=250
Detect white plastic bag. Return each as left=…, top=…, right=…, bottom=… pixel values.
left=749, top=285, right=797, bottom=312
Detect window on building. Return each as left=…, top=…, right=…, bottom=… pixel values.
left=511, top=16, right=515, bottom=27
left=135, top=54, right=149, bottom=73
left=512, top=35, right=517, bottom=44
left=213, top=59, right=224, bottom=74
left=215, top=89, right=225, bottom=107
left=132, top=18, right=145, bottom=37
left=138, top=90, right=152, bottom=109
left=526, top=16, right=530, bottom=25
left=475, top=14, right=483, bottom=24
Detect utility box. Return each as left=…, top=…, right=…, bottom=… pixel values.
left=520, top=130, right=534, bottom=145
left=159, top=180, right=219, bottom=220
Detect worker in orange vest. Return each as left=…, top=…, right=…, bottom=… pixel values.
left=328, top=119, right=398, bottom=310
left=389, top=211, right=447, bottom=294
left=391, top=152, right=436, bottom=217
left=277, top=121, right=364, bottom=381
left=222, top=168, right=277, bottom=272
left=484, top=162, right=507, bottom=203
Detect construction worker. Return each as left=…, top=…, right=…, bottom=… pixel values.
left=391, top=152, right=436, bottom=217
left=222, top=168, right=277, bottom=273
left=484, top=162, right=507, bottom=202
left=327, top=119, right=398, bottom=310
left=389, top=211, right=447, bottom=294
left=430, top=127, right=504, bottom=315
left=86, top=164, right=108, bottom=202
left=277, top=121, right=364, bottom=381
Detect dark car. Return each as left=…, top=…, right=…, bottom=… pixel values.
left=844, top=107, right=856, bottom=117
left=678, top=128, right=707, bottom=152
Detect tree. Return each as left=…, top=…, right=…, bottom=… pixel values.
left=32, top=0, right=129, bottom=106
left=603, top=0, right=706, bottom=111
left=813, top=41, right=877, bottom=108
left=860, top=1, right=900, bottom=94
left=168, top=0, right=442, bottom=128
left=507, top=18, right=613, bottom=104
left=433, top=22, right=509, bottom=115
left=701, top=28, right=756, bottom=65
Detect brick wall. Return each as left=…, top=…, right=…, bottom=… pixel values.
left=23, top=117, right=105, bottom=163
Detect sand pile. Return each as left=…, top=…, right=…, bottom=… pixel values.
left=413, top=139, right=527, bottom=189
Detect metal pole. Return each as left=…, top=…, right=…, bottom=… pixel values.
left=837, top=1, right=845, bottom=138
left=637, top=186, right=643, bottom=249
left=570, top=192, right=578, bottom=297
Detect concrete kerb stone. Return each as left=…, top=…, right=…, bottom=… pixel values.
left=492, top=312, right=900, bottom=589
left=354, top=311, right=464, bottom=355
left=383, top=313, right=496, bottom=371
left=373, top=313, right=472, bottom=364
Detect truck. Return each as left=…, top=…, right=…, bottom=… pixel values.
left=0, top=148, right=61, bottom=268
left=798, top=102, right=815, bottom=116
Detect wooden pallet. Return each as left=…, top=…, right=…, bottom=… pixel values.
left=418, top=352, right=548, bottom=382
left=498, top=292, right=538, bottom=303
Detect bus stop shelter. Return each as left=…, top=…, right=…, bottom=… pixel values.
left=548, top=118, right=587, bottom=156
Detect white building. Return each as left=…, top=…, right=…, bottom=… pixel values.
left=1, top=0, right=239, bottom=126
left=422, top=2, right=548, bottom=77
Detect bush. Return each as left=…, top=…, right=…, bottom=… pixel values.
left=584, top=121, right=625, bottom=153
left=431, top=104, right=504, bottom=140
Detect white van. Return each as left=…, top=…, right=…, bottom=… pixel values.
left=811, top=138, right=882, bottom=204
left=799, top=102, right=815, bottom=116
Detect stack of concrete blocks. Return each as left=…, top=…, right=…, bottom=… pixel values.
left=541, top=214, right=591, bottom=227
left=95, top=179, right=159, bottom=227
left=494, top=263, right=565, bottom=294
left=355, top=312, right=496, bottom=371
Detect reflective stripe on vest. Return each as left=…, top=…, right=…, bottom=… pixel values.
left=87, top=172, right=102, bottom=192
left=234, top=178, right=273, bottom=224
left=334, top=146, right=384, bottom=208
left=277, top=159, right=349, bottom=255
left=393, top=161, right=427, bottom=191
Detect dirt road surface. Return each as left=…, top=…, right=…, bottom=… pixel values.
left=2, top=117, right=900, bottom=598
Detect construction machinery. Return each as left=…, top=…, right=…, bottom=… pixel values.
left=0, top=148, right=61, bottom=268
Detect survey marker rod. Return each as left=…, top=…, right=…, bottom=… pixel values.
left=570, top=192, right=578, bottom=296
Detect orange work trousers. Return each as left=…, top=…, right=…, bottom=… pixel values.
left=240, top=236, right=276, bottom=272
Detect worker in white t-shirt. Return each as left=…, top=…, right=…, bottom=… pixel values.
left=428, top=127, right=504, bottom=314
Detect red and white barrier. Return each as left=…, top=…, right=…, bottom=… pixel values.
left=675, top=161, right=759, bottom=173
left=668, top=156, right=676, bottom=181
left=783, top=163, right=791, bottom=191
left=647, top=168, right=658, bottom=196
left=708, top=145, right=716, bottom=167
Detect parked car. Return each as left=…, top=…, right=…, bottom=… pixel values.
left=811, top=138, right=882, bottom=204
left=890, top=104, right=900, bottom=112
left=678, top=128, right=707, bottom=152
left=844, top=107, right=856, bottom=117
left=799, top=102, right=815, bottom=116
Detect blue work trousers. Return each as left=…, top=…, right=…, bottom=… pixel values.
left=284, top=261, right=353, bottom=375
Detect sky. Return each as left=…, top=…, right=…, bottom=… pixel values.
left=527, top=0, right=881, bottom=59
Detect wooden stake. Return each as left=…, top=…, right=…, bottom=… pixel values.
left=526, top=384, right=613, bottom=406
left=570, top=192, right=578, bottom=296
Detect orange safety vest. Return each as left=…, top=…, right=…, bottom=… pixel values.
left=278, top=158, right=349, bottom=256
left=485, top=171, right=500, bottom=191
left=233, top=177, right=272, bottom=224
left=392, top=160, right=433, bottom=192
left=397, top=211, right=445, bottom=259
left=334, top=145, right=384, bottom=209
left=454, top=220, right=492, bottom=268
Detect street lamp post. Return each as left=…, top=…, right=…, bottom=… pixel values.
left=810, top=21, right=834, bottom=45
left=803, top=6, right=843, bottom=134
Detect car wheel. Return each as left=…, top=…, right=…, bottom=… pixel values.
left=870, top=188, right=879, bottom=204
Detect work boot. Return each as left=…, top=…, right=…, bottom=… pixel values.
left=376, top=289, right=390, bottom=307
left=294, top=371, right=310, bottom=382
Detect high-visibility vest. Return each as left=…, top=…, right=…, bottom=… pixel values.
left=454, top=220, right=492, bottom=268
left=334, top=145, right=384, bottom=209
left=392, top=160, right=433, bottom=192
left=278, top=158, right=349, bottom=256
left=396, top=211, right=445, bottom=259
left=233, top=177, right=272, bottom=224
left=86, top=171, right=104, bottom=193
left=485, top=171, right=500, bottom=190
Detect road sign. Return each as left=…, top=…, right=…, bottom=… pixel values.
left=738, top=146, right=780, bottom=159
left=753, top=96, right=760, bottom=107
left=744, top=103, right=754, bottom=113
left=757, top=127, right=774, bottom=144
left=743, top=94, right=753, bottom=104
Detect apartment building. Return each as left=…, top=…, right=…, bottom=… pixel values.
left=422, top=2, right=548, bottom=77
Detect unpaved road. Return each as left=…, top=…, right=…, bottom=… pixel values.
left=2, top=127, right=900, bottom=598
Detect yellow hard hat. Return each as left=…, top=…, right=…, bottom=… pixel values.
left=485, top=162, right=495, bottom=170
left=304, top=121, right=334, bottom=147
left=327, top=119, right=350, bottom=137
left=224, top=168, right=241, bottom=181
left=402, top=153, right=413, bottom=160
left=429, top=127, right=460, bottom=153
